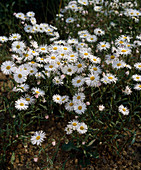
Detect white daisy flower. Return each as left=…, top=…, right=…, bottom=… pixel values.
left=65, top=100, right=74, bottom=111
left=13, top=83, right=29, bottom=92
left=118, top=105, right=129, bottom=115
left=89, top=65, right=102, bottom=74
left=12, top=41, right=26, bottom=53
left=15, top=98, right=29, bottom=110
left=66, top=17, right=75, bottom=23
left=105, top=54, right=119, bottom=64
left=69, top=120, right=80, bottom=130
left=74, top=102, right=87, bottom=114
left=112, top=60, right=125, bottom=69
left=89, top=56, right=101, bottom=64
left=24, top=25, right=33, bottom=33
left=26, top=11, right=35, bottom=17
left=85, top=74, right=100, bottom=87
left=86, top=35, right=97, bottom=43
left=132, top=74, right=141, bottom=82
left=97, top=41, right=110, bottom=51
left=104, top=73, right=118, bottom=84
left=38, top=45, right=48, bottom=53
left=29, top=67, right=38, bottom=75
left=9, top=33, right=21, bottom=41
left=13, top=72, right=27, bottom=84
left=94, top=28, right=105, bottom=36
left=53, top=76, right=64, bottom=86
left=134, top=63, right=141, bottom=71
left=65, top=125, right=73, bottom=135
left=118, top=47, right=131, bottom=55
left=32, top=87, right=45, bottom=97
left=31, top=131, right=46, bottom=145
left=73, top=93, right=85, bottom=103
left=52, top=94, right=62, bottom=104
left=15, top=12, right=25, bottom=20
left=78, top=0, right=88, bottom=6
left=72, top=76, right=85, bottom=87
left=61, top=65, right=77, bottom=76
left=122, top=86, right=132, bottom=95
left=77, top=122, right=88, bottom=134
left=75, top=62, right=85, bottom=73
left=24, top=94, right=35, bottom=104
left=0, top=36, right=8, bottom=43
left=134, top=84, right=141, bottom=90
left=61, top=95, right=69, bottom=104
left=1, top=61, right=15, bottom=75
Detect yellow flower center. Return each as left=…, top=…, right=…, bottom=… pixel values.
left=90, top=76, right=95, bottom=80
left=26, top=98, right=30, bottom=101
left=49, top=65, right=53, bottom=68
left=93, top=59, right=97, bottom=61
left=61, top=53, right=64, bottom=56
left=119, top=41, right=123, bottom=44
left=6, top=66, right=11, bottom=70
left=41, top=48, right=45, bottom=51
left=30, top=70, right=34, bottom=73
left=32, top=51, right=35, bottom=53
left=139, top=85, right=141, bottom=88
left=80, top=126, right=84, bottom=130
left=122, top=108, right=126, bottom=111
left=69, top=103, right=74, bottom=106
left=108, top=77, right=113, bottom=79
left=138, top=65, right=141, bottom=67
left=72, top=123, right=77, bottom=126
left=13, top=36, right=17, bottom=39
left=40, top=58, right=44, bottom=60
left=62, top=98, right=66, bottom=101
left=78, top=106, right=82, bottom=110
left=36, top=136, right=41, bottom=140
left=123, top=37, right=127, bottom=39
left=68, top=68, right=72, bottom=72
left=31, top=61, right=35, bottom=64
left=84, top=53, right=88, bottom=56
left=56, top=97, right=60, bottom=100
left=16, top=45, right=20, bottom=49
left=110, top=55, right=115, bottom=59
left=101, top=45, right=106, bottom=47
left=18, top=74, right=22, bottom=78
left=93, top=67, right=97, bottom=71
left=70, top=55, right=74, bottom=58
left=51, top=56, right=56, bottom=59
left=64, top=47, right=67, bottom=50
left=90, top=38, right=94, bottom=40
left=117, top=63, right=121, bottom=66
left=36, top=91, right=40, bottom=94
left=78, top=64, right=82, bottom=68
left=77, top=96, right=81, bottom=100
left=136, top=77, right=140, bottom=79
left=20, top=103, right=24, bottom=106
left=53, top=47, right=57, bottom=50
left=121, top=49, right=127, bottom=52
left=77, top=80, right=81, bottom=83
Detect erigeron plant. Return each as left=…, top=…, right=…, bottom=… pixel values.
left=0, top=0, right=141, bottom=167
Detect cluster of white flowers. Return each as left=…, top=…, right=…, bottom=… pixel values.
left=65, top=120, right=88, bottom=134
left=0, top=0, right=141, bottom=140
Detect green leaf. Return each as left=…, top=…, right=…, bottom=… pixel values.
left=10, top=152, right=15, bottom=164
left=62, top=142, right=78, bottom=151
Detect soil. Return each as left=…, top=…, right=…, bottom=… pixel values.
left=0, top=71, right=141, bottom=170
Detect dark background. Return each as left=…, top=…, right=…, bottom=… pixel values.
left=0, top=0, right=64, bottom=35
